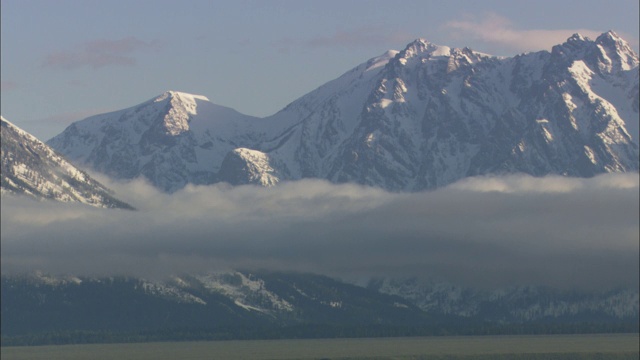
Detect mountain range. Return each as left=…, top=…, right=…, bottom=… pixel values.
left=46, top=31, right=639, bottom=193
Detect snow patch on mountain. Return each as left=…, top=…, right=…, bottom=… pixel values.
left=153, top=91, right=207, bottom=135
left=195, top=272, right=294, bottom=314
left=139, top=280, right=207, bottom=305
left=218, top=148, right=282, bottom=187
left=373, top=278, right=639, bottom=322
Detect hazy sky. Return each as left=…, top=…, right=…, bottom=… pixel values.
left=1, top=0, right=639, bottom=140
left=2, top=174, right=638, bottom=291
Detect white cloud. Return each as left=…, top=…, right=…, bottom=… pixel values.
left=443, top=12, right=603, bottom=53
left=1, top=174, right=638, bottom=290
left=447, top=173, right=639, bottom=193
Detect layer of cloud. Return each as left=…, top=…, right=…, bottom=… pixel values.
left=443, top=12, right=604, bottom=53
left=43, top=37, right=159, bottom=70
left=1, top=174, right=638, bottom=291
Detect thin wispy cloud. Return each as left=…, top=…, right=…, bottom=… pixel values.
left=43, top=37, right=159, bottom=70
left=35, top=109, right=109, bottom=125
left=2, top=174, right=638, bottom=291
left=443, top=12, right=603, bottom=53
left=15, top=109, right=113, bottom=141
left=1, top=80, right=19, bottom=92
left=275, top=27, right=410, bottom=53
left=306, top=27, right=410, bottom=48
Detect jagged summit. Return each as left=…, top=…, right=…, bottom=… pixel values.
left=567, top=33, right=588, bottom=42
left=597, top=30, right=626, bottom=43
left=591, top=31, right=637, bottom=58
left=595, top=30, right=639, bottom=70
left=554, top=31, right=639, bottom=67
left=401, top=38, right=453, bottom=57
left=392, top=39, right=492, bottom=72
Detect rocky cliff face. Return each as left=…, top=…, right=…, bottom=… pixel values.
left=218, top=148, right=286, bottom=187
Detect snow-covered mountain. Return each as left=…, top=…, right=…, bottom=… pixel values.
left=46, top=91, right=268, bottom=192
left=1, top=116, right=133, bottom=209
left=370, top=277, right=639, bottom=322
left=48, top=31, right=639, bottom=192
left=3, top=271, right=637, bottom=344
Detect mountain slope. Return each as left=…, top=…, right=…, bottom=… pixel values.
left=370, top=277, right=639, bottom=322
left=1, top=117, right=133, bottom=209
left=48, top=32, right=639, bottom=192
left=2, top=271, right=637, bottom=344
left=0, top=271, right=432, bottom=343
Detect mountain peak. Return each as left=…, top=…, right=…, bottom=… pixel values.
left=595, top=30, right=639, bottom=71
left=154, top=90, right=210, bottom=103
left=567, top=33, right=588, bottom=42
left=597, top=30, right=623, bottom=42
left=407, top=38, right=430, bottom=47
left=595, top=30, right=635, bottom=52
left=595, top=30, right=631, bottom=50
left=402, top=39, right=451, bottom=57
left=150, top=91, right=212, bottom=136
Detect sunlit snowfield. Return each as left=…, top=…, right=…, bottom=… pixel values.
left=2, top=334, right=638, bottom=360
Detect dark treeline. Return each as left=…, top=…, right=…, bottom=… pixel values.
left=2, top=322, right=638, bottom=347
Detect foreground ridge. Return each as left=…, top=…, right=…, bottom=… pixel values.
left=1, top=271, right=637, bottom=345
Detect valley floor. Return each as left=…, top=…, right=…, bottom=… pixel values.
left=2, top=333, right=638, bottom=360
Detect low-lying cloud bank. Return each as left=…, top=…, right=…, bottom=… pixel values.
left=2, top=173, right=638, bottom=291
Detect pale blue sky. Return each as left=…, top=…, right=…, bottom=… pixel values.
left=2, top=0, right=638, bottom=140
